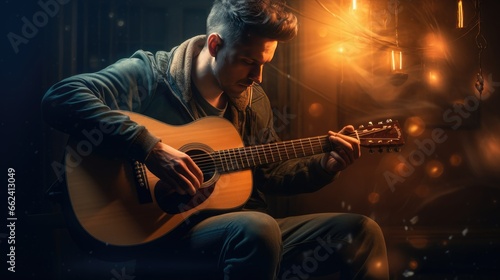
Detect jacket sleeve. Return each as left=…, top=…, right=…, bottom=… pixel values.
left=249, top=88, right=339, bottom=196
left=41, top=51, right=161, bottom=162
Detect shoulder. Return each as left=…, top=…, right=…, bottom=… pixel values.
left=91, top=50, right=156, bottom=79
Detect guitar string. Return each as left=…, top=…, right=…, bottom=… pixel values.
left=186, top=128, right=396, bottom=169
left=186, top=128, right=398, bottom=172
left=186, top=127, right=388, bottom=165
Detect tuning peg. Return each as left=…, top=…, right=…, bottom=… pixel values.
left=359, top=124, right=365, bottom=129
left=378, top=148, right=384, bottom=153
left=387, top=147, right=392, bottom=153
left=369, top=148, right=374, bottom=154
left=368, top=122, right=373, bottom=126
left=378, top=121, right=383, bottom=125
left=386, top=119, right=393, bottom=123
left=395, top=147, right=401, bottom=152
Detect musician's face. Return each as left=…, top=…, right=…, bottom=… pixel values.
left=213, top=34, right=278, bottom=97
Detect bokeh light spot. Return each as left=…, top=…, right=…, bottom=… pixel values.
left=426, top=160, right=444, bottom=178
left=405, top=116, right=425, bottom=137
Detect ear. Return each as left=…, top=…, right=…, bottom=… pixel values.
left=208, top=33, right=223, bottom=57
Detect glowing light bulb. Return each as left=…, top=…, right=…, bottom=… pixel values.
left=457, top=0, right=464, bottom=29
left=352, top=0, right=357, bottom=11
left=390, top=49, right=403, bottom=71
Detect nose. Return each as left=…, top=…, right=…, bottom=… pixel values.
left=249, top=65, right=263, bottom=84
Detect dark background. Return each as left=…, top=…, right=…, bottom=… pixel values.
left=1, top=0, right=499, bottom=279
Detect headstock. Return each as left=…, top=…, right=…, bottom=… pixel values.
left=353, top=119, right=405, bottom=153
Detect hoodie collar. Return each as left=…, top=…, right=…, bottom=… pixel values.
left=167, top=35, right=251, bottom=113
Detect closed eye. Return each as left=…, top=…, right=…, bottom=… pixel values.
left=242, top=58, right=255, bottom=65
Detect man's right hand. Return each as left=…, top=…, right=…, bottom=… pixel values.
left=145, top=142, right=204, bottom=196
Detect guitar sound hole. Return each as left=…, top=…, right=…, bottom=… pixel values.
left=155, top=145, right=219, bottom=214
left=186, top=149, right=217, bottom=186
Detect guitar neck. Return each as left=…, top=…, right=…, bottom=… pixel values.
left=212, top=136, right=332, bottom=173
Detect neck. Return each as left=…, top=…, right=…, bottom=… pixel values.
left=192, top=48, right=227, bottom=109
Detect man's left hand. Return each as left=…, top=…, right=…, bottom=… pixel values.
left=321, top=125, right=361, bottom=174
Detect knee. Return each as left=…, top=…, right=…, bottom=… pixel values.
left=225, top=212, right=282, bottom=254
left=321, top=213, right=385, bottom=246
left=358, top=215, right=385, bottom=243
left=230, top=212, right=281, bottom=242
left=221, top=212, right=282, bottom=278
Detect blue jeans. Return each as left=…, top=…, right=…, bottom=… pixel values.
left=137, top=211, right=389, bottom=280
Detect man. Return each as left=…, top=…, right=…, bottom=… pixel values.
left=42, top=0, right=389, bottom=279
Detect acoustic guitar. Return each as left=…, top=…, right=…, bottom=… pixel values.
left=65, top=111, right=404, bottom=247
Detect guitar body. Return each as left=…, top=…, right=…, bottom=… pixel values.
left=63, top=111, right=404, bottom=250
left=65, top=112, right=252, bottom=247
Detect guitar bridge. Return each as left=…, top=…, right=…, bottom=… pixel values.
left=132, top=160, right=153, bottom=204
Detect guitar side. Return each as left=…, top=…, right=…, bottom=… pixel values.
left=65, top=112, right=252, bottom=247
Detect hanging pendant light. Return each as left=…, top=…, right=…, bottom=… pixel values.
left=389, top=0, right=408, bottom=86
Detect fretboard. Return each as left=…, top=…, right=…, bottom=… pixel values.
left=213, top=136, right=332, bottom=173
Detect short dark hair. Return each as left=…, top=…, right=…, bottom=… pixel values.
left=207, top=0, right=298, bottom=45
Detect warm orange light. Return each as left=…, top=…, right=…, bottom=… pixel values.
left=391, top=50, right=403, bottom=71
left=368, top=192, right=380, bottom=204
left=424, top=33, right=448, bottom=59
left=317, top=26, right=328, bottom=38
left=408, top=238, right=429, bottom=249
left=428, top=70, right=440, bottom=85
left=352, top=0, right=357, bottom=11
left=308, top=102, right=324, bottom=118
left=409, top=259, right=419, bottom=270
left=405, top=116, right=425, bottom=137
left=426, top=160, right=444, bottom=178
left=457, top=0, right=464, bottom=28
left=449, top=154, right=463, bottom=166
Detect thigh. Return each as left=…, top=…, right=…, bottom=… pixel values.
left=278, top=212, right=367, bottom=249
left=137, top=211, right=280, bottom=279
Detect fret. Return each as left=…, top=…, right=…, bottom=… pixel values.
left=308, top=138, right=315, bottom=155
left=254, top=146, right=263, bottom=165
left=249, top=146, right=257, bottom=166
left=249, top=146, right=256, bottom=165
left=238, top=148, right=245, bottom=169
left=261, top=146, right=268, bottom=163
left=284, top=142, right=290, bottom=160
left=268, top=143, right=275, bottom=163
left=223, top=150, right=231, bottom=171
left=299, top=139, right=306, bottom=157
left=275, top=142, right=282, bottom=161
left=230, top=149, right=238, bottom=171
left=211, top=135, right=351, bottom=173
left=291, top=141, right=298, bottom=158
left=242, top=147, right=251, bottom=169
left=215, top=151, right=223, bottom=173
